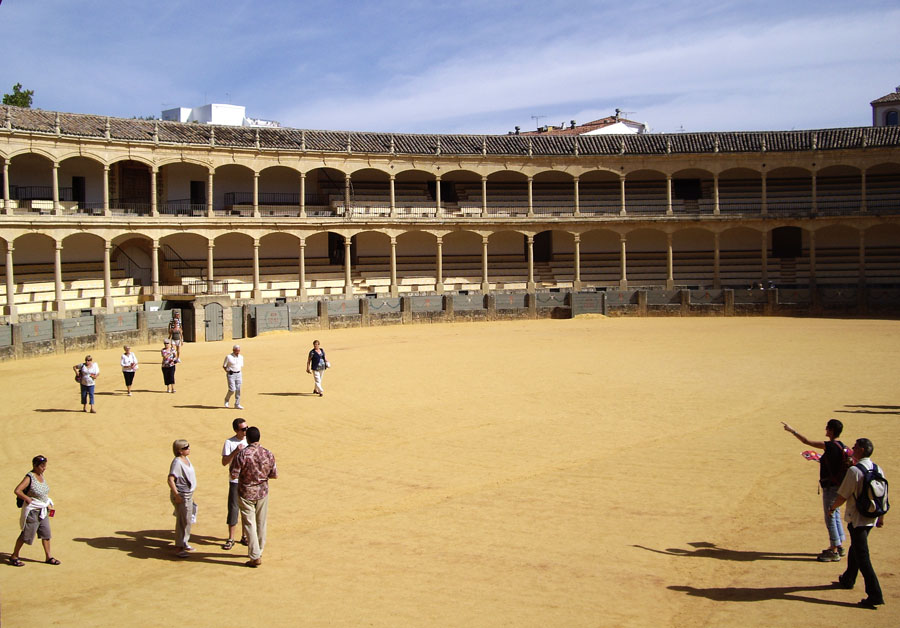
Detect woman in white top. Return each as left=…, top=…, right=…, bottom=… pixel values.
left=72, top=355, right=100, bottom=413
left=120, top=345, right=138, bottom=396
left=9, top=455, right=59, bottom=566
left=167, top=439, right=197, bottom=558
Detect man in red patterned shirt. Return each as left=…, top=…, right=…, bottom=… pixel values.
left=230, top=426, right=278, bottom=567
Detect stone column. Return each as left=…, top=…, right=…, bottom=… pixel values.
left=298, top=238, right=307, bottom=299
left=150, top=167, right=159, bottom=216
left=481, top=236, right=490, bottom=293
left=666, top=233, right=674, bottom=289
left=808, top=230, right=817, bottom=287
left=207, top=242, right=215, bottom=292
left=435, top=174, right=442, bottom=215
left=54, top=241, right=65, bottom=312
left=389, top=236, right=398, bottom=298
left=860, top=170, right=867, bottom=213
left=103, top=241, right=113, bottom=312
left=619, top=175, right=626, bottom=216
left=619, top=235, right=628, bottom=289
left=299, top=172, right=306, bottom=218
left=761, top=231, right=768, bottom=284
left=344, top=173, right=351, bottom=217
left=858, top=229, right=866, bottom=285
left=713, top=174, right=720, bottom=215
left=151, top=240, right=160, bottom=300
left=481, top=176, right=488, bottom=217
left=389, top=174, right=396, bottom=217
left=527, top=177, right=534, bottom=217
left=207, top=171, right=214, bottom=217
left=713, top=232, right=721, bottom=289
left=811, top=171, right=817, bottom=216
left=52, top=162, right=61, bottom=215
left=253, top=172, right=260, bottom=217
left=665, top=175, right=673, bottom=216
left=103, top=165, right=110, bottom=216
left=573, top=234, right=582, bottom=291
left=252, top=239, right=261, bottom=299
left=573, top=176, right=580, bottom=217
left=5, top=241, right=17, bottom=322
left=760, top=172, right=767, bottom=215
left=344, top=236, right=353, bottom=297
left=435, top=236, right=444, bottom=294
left=3, top=159, right=11, bottom=215
left=526, top=235, right=535, bottom=292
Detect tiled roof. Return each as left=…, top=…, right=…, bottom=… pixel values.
left=871, top=91, right=900, bottom=105
left=519, top=116, right=642, bottom=136
left=4, top=105, right=900, bottom=156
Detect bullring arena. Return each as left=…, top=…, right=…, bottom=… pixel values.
left=1, top=104, right=899, bottom=625
left=1, top=317, right=899, bottom=626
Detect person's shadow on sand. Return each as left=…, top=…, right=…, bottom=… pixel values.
left=668, top=584, right=858, bottom=607
left=633, top=541, right=816, bottom=562
left=73, top=529, right=247, bottom=566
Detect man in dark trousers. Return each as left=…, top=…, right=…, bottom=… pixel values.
left=828, top=438, right=886, bottom=609
left=782, top=419, right=848, bottom=560
left=230, top=426, right=277, bottom=568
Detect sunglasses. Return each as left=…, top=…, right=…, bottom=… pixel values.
left=181, top=445, right=191, bottom=450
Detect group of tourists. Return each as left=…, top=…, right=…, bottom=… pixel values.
left=70, top=334, right=329, bottom=412
left=168, top=419, right=277, bottom=567
left=783, top=419, right=889, bottom=609
left=15, top=328, right=329, bottom=568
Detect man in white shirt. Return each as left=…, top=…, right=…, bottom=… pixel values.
left=221, top=418, right=248, bottom=549
left=223, top=345, right=244, bottom=409
left=828, top=438, right=887, bottom=609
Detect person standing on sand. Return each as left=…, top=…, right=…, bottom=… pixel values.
left=305, top=339, right=328, bottom=397
left=120, top=345, right=138, bottom=396
left=783, top=419, right=849, bottom=561
left=830, top=438, right=887, bottom=609
left=73, top=355, right=100, bottom=413
left=161, top=338, right=178, bottom=393
left=168, top=310, right=184, bottom=359
left=168, top=439, right=196, bottom=558
left=9, top=455, right=60, bottom=567
left=223, top=345, right=244, bottom=409
left=230, top=426, right=277, bottom=568
left=221, top=417, right=248, bottom=550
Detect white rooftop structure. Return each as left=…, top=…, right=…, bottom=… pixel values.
left=161, top=103, right=280, bottom=128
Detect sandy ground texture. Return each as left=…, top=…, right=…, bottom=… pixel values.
left=1, top=316, right=898, bottom=627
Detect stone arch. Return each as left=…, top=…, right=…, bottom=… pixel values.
left=767, top=166, right=813, bottom=215
left=214, top=163, right=255, bottom=215
left=7, top=152, right=55, bottom=213
left=817, top=164, right=862, bottom=215
left=670, top=167, right=715, bottom=215
left=865, top=163, right=900, bottom=212
left=719, top=167, right=763, bottom=214
left=624, top=169, right=667, bottom=215
left=672, top=227, right=716, bottom=287
left=719, top=226, right=766, bottom=288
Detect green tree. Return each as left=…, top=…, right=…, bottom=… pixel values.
left=2, top=83, right=34, bottom=108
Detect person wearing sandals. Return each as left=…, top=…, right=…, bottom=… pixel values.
left=73, top=355, right=100, bottom=413
left=9, top=455, right=60, bottom=566
left=305, top=339, right=328, bottom=397
left=161, top=339, right=178, bottom=393
left=167, top=439, right=197, bottom=558
left=120, top=345, right=138, bottom=396
left=783, top=419, right=849, bottom=562
left=221, top=418, right=248, bottom=550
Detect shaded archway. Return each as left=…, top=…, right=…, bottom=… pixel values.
left=624, top=169, right=666, bottom=215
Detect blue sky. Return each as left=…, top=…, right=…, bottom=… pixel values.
left=2, top=0, right=898, bottom=134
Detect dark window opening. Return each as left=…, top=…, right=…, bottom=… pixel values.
left=886, top=110, right=899, bottom=126
left=673, top=178, right=702, bottom=200
left=772, top=226, right=803, bottom=259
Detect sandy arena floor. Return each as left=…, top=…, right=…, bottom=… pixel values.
left=1, top=316, right=898, bottom=627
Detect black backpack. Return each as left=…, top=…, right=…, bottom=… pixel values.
left=855, top=463, right=890, bottom=518
left=15, top=474, right=32, bottom=508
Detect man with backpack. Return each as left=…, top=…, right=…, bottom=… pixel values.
left=828, top=438, right=887, bottom=609
left=783, top=419, right=851, bottom=561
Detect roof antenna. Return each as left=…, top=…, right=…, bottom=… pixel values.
left=531, top=114, right=546, bottom=130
